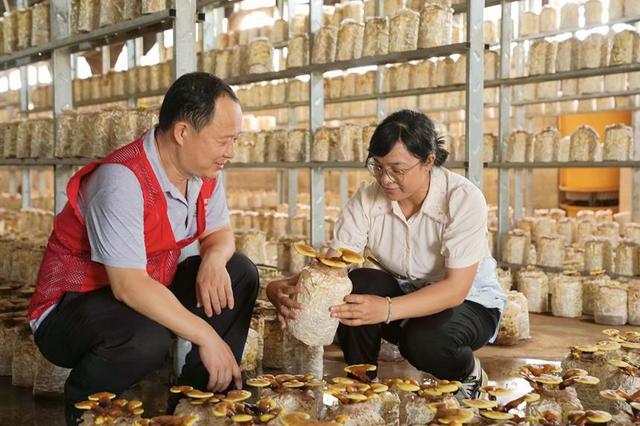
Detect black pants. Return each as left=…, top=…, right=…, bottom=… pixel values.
left=337, top=268, right=500, bottom=380
left=33, top=253, right=259, bottom=425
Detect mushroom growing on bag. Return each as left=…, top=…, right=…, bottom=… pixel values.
left=324, top=377, right=395, bottom=426
left=74, top=392, right=146, bottom=425
left=600, top=388, right=640, bottom=425
left=463, top=386, right=541, bottom=425
left=172, top=387, right=256, bottom=425
left=517, top=364, right=601, bottom=423
left=603, top=359, right=640, bottom=413
left=384, top=377, right=461, bottom=425
left=246, top=374, right=324, bottom=419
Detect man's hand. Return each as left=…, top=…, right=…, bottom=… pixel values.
left=266, top=274, right=302, bottom=329
left=196, top=254, right=233, bottom=317
left=199, top=332, right=242, bottom=392
left=329, top=294, right=389, bottom=326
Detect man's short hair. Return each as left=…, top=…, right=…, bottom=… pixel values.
left=158, top=72, right=239, bottom=133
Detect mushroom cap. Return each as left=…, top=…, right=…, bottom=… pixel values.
left=573, top=376, right=600, bottom=385
left=282, top=380, right=306, bottom=389
left=396, top=382, right=421, bottom=392
left=599, top=390, right=627, bottom=401
left=480, top=411, right=515, bottom=420
left=74, top=400, right=97, bottom=410
left=563, top=368, right=589, bottom=378
left=186, top=389, right=214, bottom=399
left=343, top=364, right=377, bottom=373
left=224, top=389, right=252, bottom=402
left=524, top=393, right=541, bottom=403
left=345, top=392, right=368, bottom=402
left=170, top=385, right=194, bottom=394
left=88, top=392, right=116, bottom=401
left=601, top=329, right=620, bottom=337
left=247, top=378, right=271, bottom=388
left=281, top=412, right=312, bottom=426
left=595, top=340, right=621, bottom=352
left=480, top=386, right=512, bottom=397
left=332, top=377, right=357, bottom=385
left=574, top=345, right=599, bottom=353
left=533, top=375, right=563, bottom=385
left=462, top=399, right=498, bottom=409
left=231, top=414, right=254, bottom=423
left=293, top=242, right=317, bottom=257
left=621, top=342, right=640, bottom=350
left=437, top=408, right=475, bottom=424
left=630, top=402, right=640, bottom=410
left=371, top=384, right=389, bottom=393
left=585, top=410, right=613, bottom=423
left=319, top=257, right=348, bottom=268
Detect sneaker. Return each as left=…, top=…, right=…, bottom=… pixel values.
left=457, top=355, right=488, bottom=400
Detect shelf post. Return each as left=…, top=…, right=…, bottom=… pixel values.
left=51, top=0, right=74, bottom=214
left=309, top=0, right=325, bottom=246
left=174, top=0, right=197, bottom=79
left=632, top=111, right=640, bottom=221
left=497, top=0, right=512, bottom=259
left=17, top=0, right=31, bottom=210
left=464, top=0, right=484, bottom=189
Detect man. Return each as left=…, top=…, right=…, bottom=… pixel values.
left=28, top=72, right=258, bottom=425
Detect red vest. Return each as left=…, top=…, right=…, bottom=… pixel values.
left=28, top=136, right=217, bottom=321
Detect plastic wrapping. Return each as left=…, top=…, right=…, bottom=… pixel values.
left=533, top=127, right=559, bottom=162
left=123, top=0, right=141, bottom=20
left=271, top=19, right=288, bottom=44
left=625, top=0, right=640, bottom=16
left=560, top=2, right=580, bottom=30
left=141, top=0, right=168, bottom=14
left=248, top=38, right=273, bottom=74
left=625, top=223, right=640, bottom=244
left=584, top=0, right=604, bottom=25
left=2, top=12, right=17, bottom=53
left=506, top=130, right=531, bottom=162
left=418, top=4, right=452, bottom=49
left=503, top=229, right=528, bottom=265
left=556, top=37, right=579, bottom=72
left=336, top=19, right=364, bottom=61
left=11, top=327, right=38, bottom=387
left=529, top=39, right=556, bottom=76
left=31, top=118, right=54, bottom=159
left=609, top=0, right=625, bottom=20
left=570, top=125, right=601, bottom=162
left=16, top=8, right=32, bottom=50
left=628, top=281, right=640, bottom=326
left=33, top=356, right=70, bottom=397
left=536, top=234, right=565, bottom=268
left=92, top=110, right=114, bottom=158
left=496, top=291, right=529, bottom=345
left=286, top=129, right=309, bottom=162
left=519, top=11, right=539, bottom=37
left=610, top=29, right=640, bottom=65
left=288, top=260, right=352, bottom=346
left=312, top=127, right=336, bottom=162
left=540, top=5, right=558, bottom=33
left=15, top=120, right=31, bottom=159
left=594, top=281, right=628, bottom=325
left=230, top=45, right=249, bottom=78
left=595, top=221, right=620, bottom=248
left=603, top=123, right=632, bottom=161
left=98, top=0, right=124, bottom=27
left=363, top=17, right=389, bottom=57
left=312, top=26, right=338, bottom=64
left=517, top=269, right=549, bottom=313
left=77, top=0, right=99, bottom=33
left=389, top=9, right=419, bottom=52
left=251, top=131, right=266, bottom=163
left=214, top=49, right=231, bottom=80
left=287, top=34, right=309, bottom=68
left=583, top=273, right=608, bottom=316
left=551, top=274, right=583, bottom=318
left=410, top=60, right=432, bottom=89
left=527, top=388, right=582, bottom=425
left=235, top=230, right=267, bottom=264
left=580, top=34, right=609, bottom=69
left=265, top=129, right=286, bottom=163
left=584, top=237, right=613, bottom=273
left=604, top=73, right=627, bottom=93
left=615, top=239, right=638, bottom=276
left=31, top=2, right=50, bottom=46
left=282, top=330, right=323, bottom=379
left=148, top=64, right=161, bottom=92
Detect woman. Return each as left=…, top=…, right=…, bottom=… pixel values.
left=267, top=109, right=506, bottom=398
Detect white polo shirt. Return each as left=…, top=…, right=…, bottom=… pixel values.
left=331, top=166, right=506, bottom=325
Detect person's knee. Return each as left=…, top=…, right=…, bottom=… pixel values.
left=228, top=252, right=259, bottom=298
left=105, top=320, right=172, bottom=367
left=398, top=325, right=463, bottom=380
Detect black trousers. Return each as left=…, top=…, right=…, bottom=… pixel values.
left=337, top=268, right=500, bottom=380
left=33, top=253, right=259, bottom=425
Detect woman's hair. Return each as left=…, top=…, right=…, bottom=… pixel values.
left=367, top=109, right=449, bottom=167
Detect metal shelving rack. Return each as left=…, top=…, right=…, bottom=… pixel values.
left=2, top=0, right=638, bottom=251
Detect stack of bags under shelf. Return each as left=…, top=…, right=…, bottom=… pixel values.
left=500, top=208, right=640, bottom=327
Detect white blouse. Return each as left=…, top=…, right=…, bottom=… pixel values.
left=331, top=166, right=506, bottom=313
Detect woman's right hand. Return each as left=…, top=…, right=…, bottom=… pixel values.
left=266, top=274, right=303, bottom=329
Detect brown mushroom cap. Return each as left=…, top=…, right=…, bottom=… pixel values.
left=293, top=242, right=317, bottom=258
left=462, top=399, right=498, bottom=409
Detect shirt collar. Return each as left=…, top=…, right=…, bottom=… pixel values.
left=143, top=127, right=202, bottom=201
left=370, top=166, right=448, bottom=225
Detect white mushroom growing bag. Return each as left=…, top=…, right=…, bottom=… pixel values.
left=288, top=260, right=353, bottom=346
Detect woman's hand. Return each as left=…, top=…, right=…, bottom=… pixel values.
left=266, top=274, right=303, bottom=328
left=329, top=294, right=389, bottom=326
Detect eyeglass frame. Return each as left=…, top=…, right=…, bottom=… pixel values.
left=365, top=157, right=425, bottom=183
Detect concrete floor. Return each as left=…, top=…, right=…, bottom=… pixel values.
left=0, top=314, right=637, bottom=425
